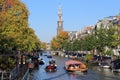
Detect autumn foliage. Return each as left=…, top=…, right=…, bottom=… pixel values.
left=53, top=41, right=59, bottom=49
left=57, top=31, right=69, bottom=40
left=51, top=31, right=69, bottom=50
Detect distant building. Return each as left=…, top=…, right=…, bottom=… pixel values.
left=67, top=31, right=78, bottom=41
left=57, top=5, right=63, bottom=35
left=95, top=13, right=120, bottom=30
left=46, top=43, right=50, bottom=50
left=76, top=26, right=93, bottom=40
left=84, top=26, right=93, bottom=34
left=56, top=5, right=78, bottom=41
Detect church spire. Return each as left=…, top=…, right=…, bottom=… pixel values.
left=58, top=5, right=62, bottom=20
left=57, top=5, right=63, bottom=35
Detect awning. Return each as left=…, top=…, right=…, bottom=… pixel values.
left=65, top=60, right=83, bottom=66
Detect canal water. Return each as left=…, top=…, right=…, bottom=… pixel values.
left=31, top=52, right=120, bottom=80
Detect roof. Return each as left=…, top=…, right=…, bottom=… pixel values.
left=85, top=26, right=92, bottom=31
left=117, top=15, right=120, bottom=20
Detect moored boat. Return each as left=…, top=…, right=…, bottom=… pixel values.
left=38, top=59, right=45, bottom=65
left=99, top=61, right=111, bottom=69
left=111, top=59, right=120, bottom=72
left=64, top=60, right=87, bottom=72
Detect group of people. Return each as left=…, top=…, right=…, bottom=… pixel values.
left=68, top=64, right=80, bottom=69
left=45, top=59, right=57, bottom=72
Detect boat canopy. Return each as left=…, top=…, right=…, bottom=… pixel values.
left=65, top=60, right=83, bottom=66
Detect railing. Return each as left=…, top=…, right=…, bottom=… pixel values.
left=22, top=69, right=29, bottom=80
left=16, top=64, right=28, bottom=80
left=10, top=65, right=20, bottom=80
left=0, top=64, right=29, bottom=80
left=0, top=71, right=11, bottom=80
left=0, top=52, right=29, bottom=80
left=0, top=65, right=19, bottom=80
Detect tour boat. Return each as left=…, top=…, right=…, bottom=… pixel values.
left=64, top=60, right=87, bottom=72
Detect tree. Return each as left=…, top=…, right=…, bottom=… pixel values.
left=41, top=42, right=47, bottom=50
left=56, top=31, right=69, bottom=50
left=63, top=40, right=72, bottom=51
left=0, top=0, right=41, bottom=52
left=50, top=37, right=59, bottom=50
left=72, top=39, right=80, bottom=51
left=94, top=24, right=120, bottom=55
left=50, top=31, right=70, bottom=51
left=95, top=25, right=108, bottom=53
left=0, top=0, right=41, bottom=71
left=112, top=24, right=120, bottom=48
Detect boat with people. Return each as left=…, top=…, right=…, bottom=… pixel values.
left=45, top=59, right=57, bottom=72
left=38, top=58, right=45, bottom=65
left=64, top=59, right=87, bottom=72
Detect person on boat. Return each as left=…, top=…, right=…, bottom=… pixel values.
left=75, top=64, right=80, bottom=69
left=49, top=63, right=57, bottom=69
left=45, top=64, right=57, bottom=72
left=49, top=59, right=55, bottom=64
left=28, top=61, right=34, bottom=74
left=69, top=64, right=74, bottom=69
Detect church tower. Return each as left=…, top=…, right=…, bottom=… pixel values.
left=57, top=5, right=63, bottom=35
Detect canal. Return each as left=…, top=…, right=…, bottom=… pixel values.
left=31, top=51, right=120, bottom=80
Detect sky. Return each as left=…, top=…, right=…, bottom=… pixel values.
left=21, top=0, right=120, bottom=43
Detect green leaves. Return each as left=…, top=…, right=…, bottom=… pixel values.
left=0, top=0, right=41, bottom=52
left=0, top=0, right=41, bottom=71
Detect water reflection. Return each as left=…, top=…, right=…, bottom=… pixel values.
left=67, top=72, right=87, bottom=80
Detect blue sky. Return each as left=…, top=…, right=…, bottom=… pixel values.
left=21, top=0, right=120, bottom=43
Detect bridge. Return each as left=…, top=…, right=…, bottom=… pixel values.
left=50, top=51, right=64, bottom=56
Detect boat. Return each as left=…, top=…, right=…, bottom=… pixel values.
left=45, top=64, right=57, bottom=72
left=45, top=59, right=57, bottom=72
left=39, top=59, right=45, bottom=65
left=99, top=61, right=110, bottom=69
left=38, top=57, right=45, bottom=65
left=47, top=55, right=52, bottom=58
left=49, top=59, right=56, bottom=64
left=111, top=59, right=120, bottom=72
left=64, top=60, right=87, bottom=72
